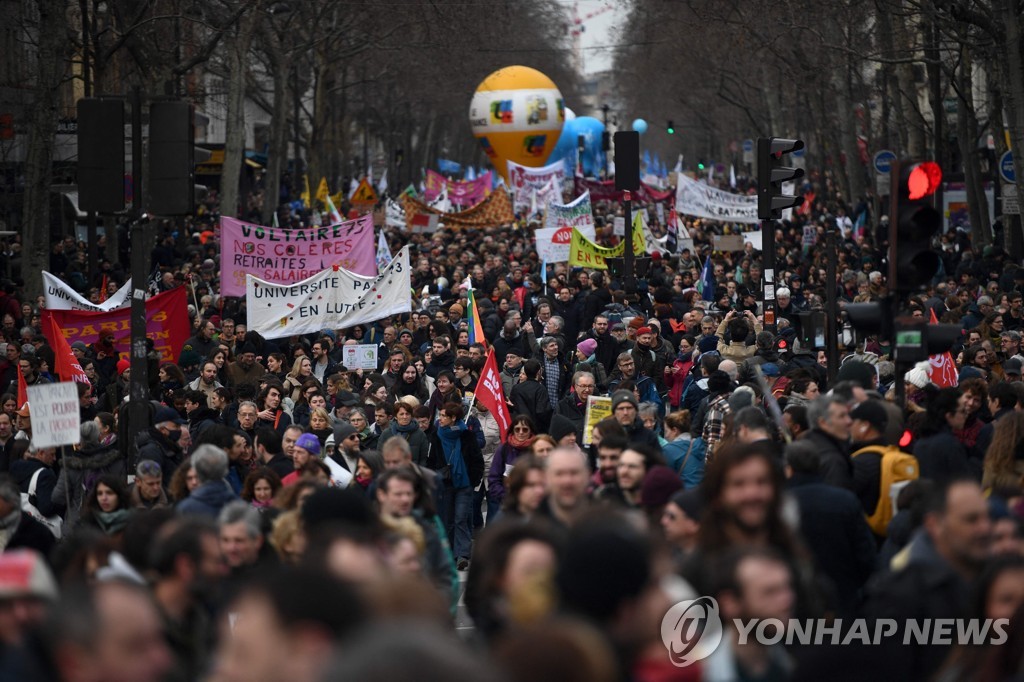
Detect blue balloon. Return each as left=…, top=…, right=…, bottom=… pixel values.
left=546, top=117, right=579, bottom=169
left=572, top=116, right=606, bottom=177
left=632, top=118, right=648, bottom=134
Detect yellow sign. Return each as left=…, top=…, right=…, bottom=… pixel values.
left=351, top=179, right=379, bottom=208
left=568, top=214, right=645, bottom=269
left=582, top=395, right=613, bottom=445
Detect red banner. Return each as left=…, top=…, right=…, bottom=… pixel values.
left=44, top=287, right=190, bottom=364
left=475, top=349, right=512, bottom=442
left=574, top=177, right=674, bottom=204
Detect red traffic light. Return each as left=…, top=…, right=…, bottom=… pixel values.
left=899, top=429, right=913, bottom=449
left=907, top=162, right=942, bottom=200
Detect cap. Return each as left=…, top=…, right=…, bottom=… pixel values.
left=333, top=423, right=358, bottom=444
left=336, top=390, right=360, bottom=407
left=761, top=362, right=781, bottom=377
left=850, top=400, right=889, bottom=432
left=636, top=326, right=653, bottom=336
left=154, top=405, right=186, bottom=425
left=0, top=550, right=58, bottom=601
left=611, top=322, right=626, bottom=332
left=611, top=390, right=638, bottom=411
left=670, top=488, right=704, bottom=521
left=116, top=359, right=131, bottom=376
left=576, top=338, right=598, bottom=356
left=449, top=303, right=464, bottom=316
left=1004, top=357, right=1022, bottom=375
left=16, top=403, right=29, bottom=417
left=295, top=432, right=322, bottom=456
left=640, top=466, right=684, bottom=509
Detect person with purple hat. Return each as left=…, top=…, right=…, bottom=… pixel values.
left=571, top=337, right=607, bottom=391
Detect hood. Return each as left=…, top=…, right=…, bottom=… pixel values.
left=64, top=441, right=122, bottom=470
left=188, top=480, right=237, bottom=506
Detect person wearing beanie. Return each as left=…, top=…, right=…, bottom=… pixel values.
left=609, top=390, right=661, bottom=452
left=903, top=360, right=934, bottom=407
left=572, top=339, right=608, bottom=392
left=836, top=359, right=879, bottom=390
left=116, top=359, right=131, bottom=376
left=630, top=326, right=665, bottom=392
left=662, top=489, right=703, bottom=563
left=639, top=464, right=683, bottom=520
left=548, top=413, right=578, bottom=447
left=280, top=432, right=322, bottom=486
left=701, top=370, right=736, bottom=463
left=227, top=342, right=266, bottom=389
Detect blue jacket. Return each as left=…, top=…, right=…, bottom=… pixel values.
left=662, top=436, right=706, bottom=489
left=176, top=480, right=238, bottom=518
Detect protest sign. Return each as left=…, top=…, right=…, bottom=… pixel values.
left=26, top=382, right=81, bottom=448
left=342, top=344, right=379, bottom=371
left=43, top=271, right=131, bottom=312
left=535, top=223, right=596, bottom=262
left=43, top=287, right=190, bottom=363
left=544, top=191, right=594, bottom=232
left=675, top=173, right=759, bottom=224
left=424, top=170, right=492, bottom=205
left=567, top=220, right=646, bottom=270
left=219, top=215, right=377, bottom=297
left=507, top=159, right=565, bottom=212
left=583, top=395, right=613, bottom=445
left=246, top=246, right=412, bottom=340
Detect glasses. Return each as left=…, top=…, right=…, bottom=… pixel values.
left=513, top=426, right=531, bottom=433
left=576, top=383, right=596, bottom=390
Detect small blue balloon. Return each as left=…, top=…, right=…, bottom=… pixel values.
left=632, top=118, right=648, bottom=134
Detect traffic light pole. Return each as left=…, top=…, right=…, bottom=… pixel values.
left=127, top=87, right=151, bottom=463
left=825, top=224, right=839, bottom=384
left=623, top=190, right=635, bottom=294
left=761, top=218, right=777, bottom=333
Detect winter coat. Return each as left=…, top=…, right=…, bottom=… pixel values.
left=176, top=480, right=238, bottom=518
left=383, top=424, right=430, bottom=466
left=912, top=427, right=974, bottom=483
left=10, top=458, right=61, bottom=518
left=52, top=441, right=126, bottom=529
left=426, top=428, right=485, bottom=488
left=802, top=428, right=854, bottom=490
left=509, top=379, right=552, bottom=433
left=136, top=428, right=185, bottom=488
left=487, top=443, right=531, bottom=504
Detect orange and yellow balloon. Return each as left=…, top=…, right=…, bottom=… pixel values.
left=469, top=66, right=564, bottom=182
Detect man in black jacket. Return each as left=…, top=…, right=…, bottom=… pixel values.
left=9, top=444, right=61, bottom=521
left=510, top=359, right=552, bottom=434
left=803, top=396, right=854, bottom=490
left=555, top=371, right=596, bottom=444
left=0, top=474, right=56, bottom=556
left=137, top=405, right=187, bottom=488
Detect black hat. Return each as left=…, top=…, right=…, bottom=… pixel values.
left=549, top=414, right=577, bottom=442
left=707, top=370, right=732, bottom=395
left=850, top=400, right=889, bottom=433
left=670, top=488, right=704, bottom=521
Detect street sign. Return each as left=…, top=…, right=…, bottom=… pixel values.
left=873, top=150, right=896, bottom=175
left=742, top=139, right=754, bottom=152
left=742, top=139, right=754, bottom=165
left=1003, top=183, right=1020, bottom=215
left=999, top=150, right=1015, bottom=184
left=791, top=147, right=806, bottom=158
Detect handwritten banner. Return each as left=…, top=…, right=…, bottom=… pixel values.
left=219, top=215, right=377, bottom=297
left=507, top=159, right=565, bottom=212
left=424, top=170, right=493, bottom=205
left=246, top=246, right=412, bottom=340
left=674, top=173, right=759, bottom=224
left=43, top=287, right=190, bottom=363
left=544, top=190, right=595, bottom=231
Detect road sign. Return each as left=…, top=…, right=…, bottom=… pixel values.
left=999, top=150, right=1015, bottom=184
left=742, top=139, right=754, bottom=152
left=1003, top=183, right=1019, bottom=215
left=742, top=139, right=754, bottom=165
left=791, top=147, right=806, bottom=158
left=873, top=150, right=896, bottom=175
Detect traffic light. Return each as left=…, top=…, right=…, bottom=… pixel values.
left=667, top=120, right=675, bottom=134
left=846, top=298, right=893, bottom=343
left=846, top=297, right=962, bottom=361
left=895, top=161, right=942, bottom=294
left=697, top=159, right=706, bottom=170
left=757, top=137, right=805, bottom=220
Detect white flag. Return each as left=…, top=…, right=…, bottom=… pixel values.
left=377, top=168, right=388, bottom=195
left=375, top=230, right=392, bottom=271
left=729, top=164, right=737, bottom=189
left=348, top=178, right=359, bottom=200
left=674, top=154, right=683, bottom=173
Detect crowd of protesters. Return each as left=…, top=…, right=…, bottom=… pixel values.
left=0, top=168, right=1021, bottom=681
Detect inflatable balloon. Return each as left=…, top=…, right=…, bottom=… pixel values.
left=632, top=118, right=648, bottom=134
left=573, top=116, right=606, bottom=177
left=469, top=66, right=564, bottom=182
left=546, top=116, right=579, bottom=169
left=565, top=107, right=577, bottom=122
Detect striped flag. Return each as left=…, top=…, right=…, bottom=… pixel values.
left=467, top=288, right=486, bottom=347
left=325, top=193, right=343, bottom=224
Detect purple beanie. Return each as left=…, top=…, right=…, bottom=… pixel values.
left=576, top=338, right=598, bottom=356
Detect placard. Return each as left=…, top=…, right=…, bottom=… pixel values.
left=342, top=344, right=379, bottom=371
left=582, top=395, right=613, bottom=446
left=26, top=382, right=81, bottom=448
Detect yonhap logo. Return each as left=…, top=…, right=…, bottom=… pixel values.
left=660, top=596, right=724, bottom=667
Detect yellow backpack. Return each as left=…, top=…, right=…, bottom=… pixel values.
left=851, top=445, right=920, bottom=536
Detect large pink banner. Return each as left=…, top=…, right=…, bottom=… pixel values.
left=423, top=170, right=492, bottom=205
left=219, top=215, right=377, bottom=297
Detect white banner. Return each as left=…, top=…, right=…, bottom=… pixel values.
left=508, top=159, right=565, bottom=212
left=246, top=246, right=412, bottom=340
left=544, top=191, right=595, bottom=231
left=536, top=223, right=597, bottom=262
left=26, top=382, right=81, bottom=448
left=43, top=272, right=131, bottom=312
left=675, top=173, right=760, bottom=224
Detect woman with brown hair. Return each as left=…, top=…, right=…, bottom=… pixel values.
left=488, top=415, right=538, bottom=507
left=982, top=411, right=1024, bottom=493
left=500, top=456, right=547, bottom=521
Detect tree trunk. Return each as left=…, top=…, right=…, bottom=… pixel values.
left=262, top=46, right=291, bottom=225
left=219, top=5, right=260, bottom=220
left=21, top=0, right=69, bottom=301
left=958, top=46, right=990, bottom=246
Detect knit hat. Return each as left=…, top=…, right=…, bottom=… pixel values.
left=549, top=414, right=577, bottom=442
left=71, top=341, right=88, bottom=352
left=628, top=317, right=645, bottom=331
left=640, top=466, right=684, bottom=509
left=295, top=432, right=321, bottom=456
left=850, top=400, right=889, bottom=433
left=903, top=360, right=932, bottom=389
left=335, top=390, right=360, bottom=407
left=0, top=550, right=58, bottom=601
left=179, top=348, right=202, bottom=368
left=670, top=488, right=704, bottom=521
left=761, top=362, right=781, bottom=377
left=116, top=359, right=131, bottom=376
left=332, top=423, right=358, bottom=446
left=449, top=303, right=464, bottom=316
left=958, top=366, right=984, bottom=382
left=836, top=360, right=876, bottom=389
left=576, top=338, right=598, bottom=357
left=697, top=336, right=719, bottom=354
left=636, top=326, right=653, bottom=336
left=707, top=370, right=732, bottom=395
left=610, top=390, right=638, bottom=411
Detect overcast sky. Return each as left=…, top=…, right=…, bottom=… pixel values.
left=574, top=0, right=629, bottom=75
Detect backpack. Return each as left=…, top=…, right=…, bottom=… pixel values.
left=850, top=445, right=920, bottom=536
left=20, top=468, right=63, bottom=539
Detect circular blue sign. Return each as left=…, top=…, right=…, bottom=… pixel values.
left=742, top=139, right=754, bottom=152
left=873, top=150, right=896, bottom=174
left=1000, top=150, right=1015, bottom=183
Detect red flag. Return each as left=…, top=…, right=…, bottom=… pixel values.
left=99, top=274, right=108, bottom=303
left=41, top=311, right=91, bottom=385
left=476, top=349, right=512, bottom=442
left=928, top=308, right=959, bottom=387
left=15, top=361, right=27, bottom=410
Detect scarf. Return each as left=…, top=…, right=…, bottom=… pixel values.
left=394, top=421, right=419, bottom=434
left=507, top=433, right=538, bottom=451
left=250, top=499, right=273, bottom=509
left=95, top=508, right=132, bottom=535
left=438, top=422, right=471, bottom=489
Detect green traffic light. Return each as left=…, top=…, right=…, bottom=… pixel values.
left=667, top=126, right=675, bottom=134
left=697, top=162, right=705, bottom=170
